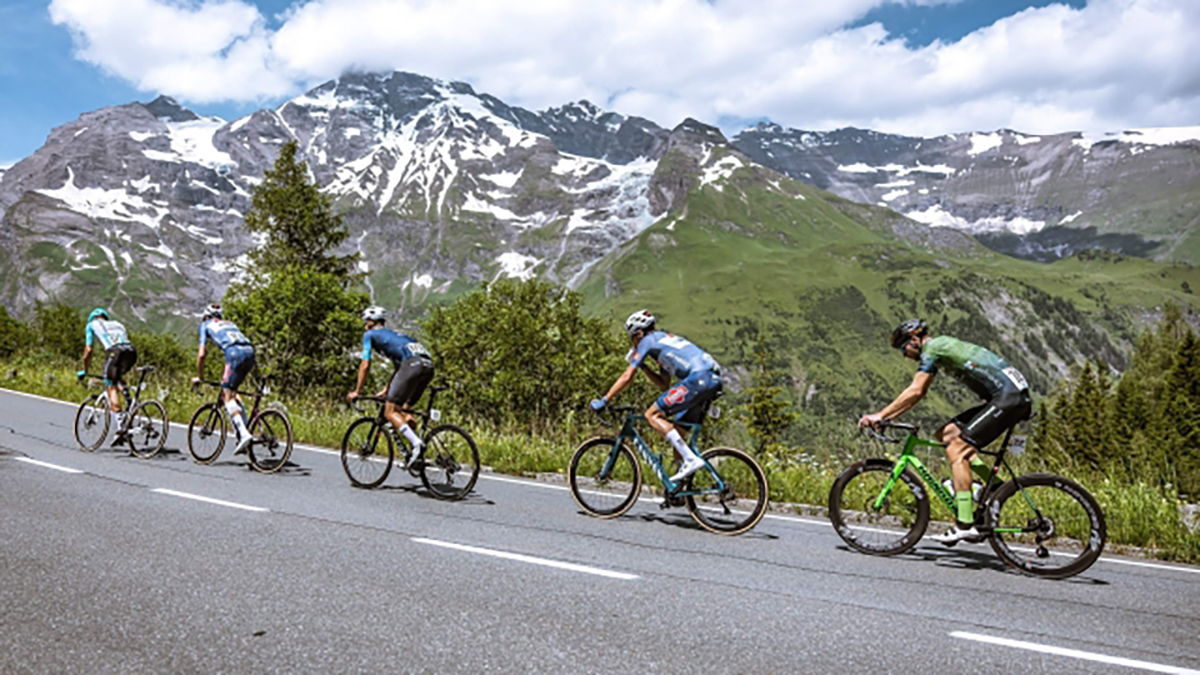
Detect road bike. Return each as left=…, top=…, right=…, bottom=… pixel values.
left=568, top=404, right=768, bottom=535
left=341, top=386, right=480, bottom=500
left=187, top=377, right=293, bottom=473
left=73, top=366, right=168, bottom=459
left=828, top=420, right=1106, bottom=579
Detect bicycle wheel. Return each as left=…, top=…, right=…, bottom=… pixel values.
left=74, top=394, right=110, bottom=452
left=187, top=404, right=226, bottom=464
left=986, top=473, right=1106, bottom=579
left=828, top=458, right=930, bottom=555
left=247, top=409, right=293, bottom=474
left=340, top=418, right=393, bottom=488
left=420, top=424, right=480, bottom=501
left=568, top=437, right=642, bottom=518
left=685, top=447, right=769, bottom=535
left=127, top=400, right=169, bottom=459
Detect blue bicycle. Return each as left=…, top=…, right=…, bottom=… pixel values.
left=568, top=405, right=768, bottom=535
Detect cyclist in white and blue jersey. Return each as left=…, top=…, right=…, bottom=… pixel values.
left=348, top=306, right=434, bottom=465
left=591, top=310, right=723, bottom=483
left=78, top=308, right=137, bottom=443
left=192, top=303, right=256, bottom=454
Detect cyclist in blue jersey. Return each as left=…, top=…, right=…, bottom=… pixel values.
left=348, top=306, right=435, bottom=466
left=191, top=303, right=256, bottom=454
left=591, top=310, right=723, bottom=483
left=78, top=308, right=137, bottom=444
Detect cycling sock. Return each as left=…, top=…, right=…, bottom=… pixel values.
left=665, top=429, right=698, bottom=463
left=399, top=423, right=423, bottom=449
left=225, top=401, right=249, bottom=438
left=969, top=458, right=991, bottom=483
left=955, top=491, right=975, bottom=525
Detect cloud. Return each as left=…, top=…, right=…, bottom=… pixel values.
left=48, top=0, right=1200, bottom=135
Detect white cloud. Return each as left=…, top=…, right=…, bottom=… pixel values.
left=48, top=0, right=1200, bottom=135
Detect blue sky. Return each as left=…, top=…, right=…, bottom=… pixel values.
left=3, top=0, right=1196, bottom=165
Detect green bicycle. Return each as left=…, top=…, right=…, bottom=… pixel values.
left=828, top=420, right=1106, bottom=579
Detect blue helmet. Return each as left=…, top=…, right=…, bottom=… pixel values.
left=88, top=307, right=108, bottom=322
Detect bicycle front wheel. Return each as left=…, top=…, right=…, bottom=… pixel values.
left=74, top=394, right=110, bottom=452
left=187, top=404, right=226, bottom=464
left=685, top=447, right=769, bottom=535
left=986, top=473, right=1106, bottom=579
left=247, top=409, right=293, bottom=474
left=340, top=418, right=393, bottom=488
left=128, top=400, right=169, bottom=459
left=828, top=459, right=930, bottom=555
left=568, top=437, right=642, bottom=518
left=420, top=424, right=480, bottom=501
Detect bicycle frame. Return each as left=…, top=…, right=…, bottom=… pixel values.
left=84, top=366, right=154, bottom=413
left=603, top=410, right=724, bottom=496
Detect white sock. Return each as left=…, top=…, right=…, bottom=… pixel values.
left=225, top=401, right=249, bottom=439
left=665, top=429, right=698, bottom=463
left=112, top=411, right=123, bottom=428
left=400, top=423, right=423, bottom=452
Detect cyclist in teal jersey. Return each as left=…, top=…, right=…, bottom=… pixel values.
left=78, top=308, right=137, bottom=445
left=192, top=303, right=256, bottom=454
left=859, top=319, right=1032, bottom=544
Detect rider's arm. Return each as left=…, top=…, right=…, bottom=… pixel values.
left=351, top=360, right=370, bottom=396
left=640, top=363, right=671, bottom=391
left=603, top=366, right=639, bottom=402
left=879, top=371, right=934, bottom=420
left=81, top=344, right=93, bottom=373
left=195, top=344, right=207, bottom=381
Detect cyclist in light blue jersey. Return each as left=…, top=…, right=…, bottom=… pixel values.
left=192, top=303, right=256, bottom=454
left=591, top=310, right=723, bottom=483
left=78, top=308, right=137, bottom=444
left=348, top=306, right=434, bottom=465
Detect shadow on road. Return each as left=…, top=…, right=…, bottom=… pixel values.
left=378, top=482, right=496, bottom=506
left=628, top=511, right=780, bottom=539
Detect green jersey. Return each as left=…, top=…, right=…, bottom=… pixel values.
left=918, top=335, right=1028, bottom=400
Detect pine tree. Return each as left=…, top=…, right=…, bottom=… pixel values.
left=1161, top=329, right=1200, bottom=497
left=738, top=335, right=799, bottom=462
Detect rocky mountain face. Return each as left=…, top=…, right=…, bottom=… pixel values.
left=732, top=124, right=1200, bottom=263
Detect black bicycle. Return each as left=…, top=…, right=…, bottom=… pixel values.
left=341, top=386, right=480, bottom=500
left=187, top=377, right=293, bottom=473
left=73, top=366, right=168, bottom=459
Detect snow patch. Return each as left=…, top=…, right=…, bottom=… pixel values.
left=483, top=169, right=522, bottom=188
left=1060, top=211, right=1083, bottom=224
left=37, top=166, right=167, bottom=230
left=968, top=132, right=1003, bottom=156
left=905, top=204, right=1046, bottom=235
left=1015, top=134, right=1042, bottom=145
left=881, top=189, right=908, bottom=202
left=129, top=131, right=154, bottom=142
left=344, top=127, right=361, bottom=139
left=875, top=179, right=915, bottom=189
left=700, top=155, right=744, bottom=189
left=495, top=252, right=540, bottom=281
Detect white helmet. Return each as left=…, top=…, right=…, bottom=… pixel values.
left=203, top=303, right=222, bottom=320
left=624, top=309, right=656, bottom=337
left=361, top=306, right=387, bottom=322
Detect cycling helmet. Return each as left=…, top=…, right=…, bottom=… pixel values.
left=624, top=310, right=656, bottom=337
left=88, top=307, right=108, bottom=322
left=361, top=306, right=386, bottom=323
left=203, top=303, right=222, bottom=321
left=890, top=318, right=929, bottom=349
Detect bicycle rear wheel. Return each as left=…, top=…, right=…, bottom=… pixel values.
left=986, top=473, right=1106, bottom=579
left=568, top=437, right=642, bottom=518
left=828, top=458, right=930, bottom=555
left=74, top=394, right=110, bottom=452
left=340, top=418, right=393, bottom=488
left=127, top=400, right=169, bottom=459
left=187, top=404, right=226, bottom=464
left=685, top=447, right=769, bottom=535
left=247, top=409, right=293, bottom=474
left=419, top=424, right=480, bottom=501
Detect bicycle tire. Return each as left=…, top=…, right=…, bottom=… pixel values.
left=685, top=447, right=769, bottom=536
left=829, top=458, right=930, bottom=556
left=247, top=409, right=293, bottom=474
left=340, top=418, right=393, bottom=488
left=419, top=424, right=480, bottom=501
left=74, top=394, right=110, bottom=452
left=986, top=473, right=1106, bottom=579
left=187, top=404, right=226, bottom=464
left=127, top=400, right=169, bottom=459
left=568, top=437, right=642, bottom=518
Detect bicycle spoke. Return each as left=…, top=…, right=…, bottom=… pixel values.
left=248, top=409, right=293, bottom=474
left=988, top=475, right=1106, bottom=578
left=686, top=447, right=768, bottom=535
left=569, top=438, right=641, bottom=518
left=340, top=418, right=392, bottom=488
left=829, top=460, right=929, bottom=555
left=420, top=425, right=480, bottom=500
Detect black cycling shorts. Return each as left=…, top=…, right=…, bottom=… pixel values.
left=386, top=357, right=434, bottom=407
left=102, top=345, right=138, bottom=387
left=951, top=386, right=1032, bottom=449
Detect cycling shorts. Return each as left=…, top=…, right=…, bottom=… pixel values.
left=221, top=344, right=256, bottom=391
left=951, top=385, right=1032, bottom=449
left=387, top=357, right=434, bottom=407
left=102, top=345, right=138, bottom=387
left=655, top=369, right=723, bottom=423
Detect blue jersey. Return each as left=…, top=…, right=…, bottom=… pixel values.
left=85, top=318, right=131, bottom=350
left=362, top=329, right=430, bottom=366
left=627, top=330, right=719, bottom=380
left=199, top=319, right=252, bottom=350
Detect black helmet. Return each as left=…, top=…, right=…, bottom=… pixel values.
left=890, top=318, right=928, bottom=349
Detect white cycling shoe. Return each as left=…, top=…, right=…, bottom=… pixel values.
left=932, top=523, right=983, bottom=546
left=669, top=457, right=706, bottom=485
left=233, top=433, right=254, bottom=456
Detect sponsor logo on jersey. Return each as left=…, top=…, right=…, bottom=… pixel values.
left=664, top=385, right=689, bottom=407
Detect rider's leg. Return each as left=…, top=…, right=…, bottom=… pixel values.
left=944, top=429, right=978, bottom=526
left=384, top=403, right=422, bottom=449
left=106, top=384, right=124, bottom=432
left=646, top=403, right=703, bottom=484
left=222, top=387, right=250, bottom=440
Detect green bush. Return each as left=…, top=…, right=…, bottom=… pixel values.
left=33, top=301, right=84, bottom=359
left=129, top=331, right=191, bottom=376
left=0, top=306, right=29, bottom=358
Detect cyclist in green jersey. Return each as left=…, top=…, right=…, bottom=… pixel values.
left=77, top=308, right=138, bottom=445
left=859, top=319, right=1032, bottom=545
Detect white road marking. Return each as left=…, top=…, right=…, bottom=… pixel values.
left=950, top=631, right=1200, bottom=674
left=151, top=488, right=268, bottom=512
left=14, top=457, right=83, bottom=473
left=412, top=537, right=639, bottom=580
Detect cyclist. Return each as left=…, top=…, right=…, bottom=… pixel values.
left=591, top=310, right=722, bottom=484
left=347, top=306, right=434, bottom=467
left=860, top=319, right=1032, bottom=545
left=192, top=303, right=256, bottom=455
left=78, top=308, right=137, bottom=445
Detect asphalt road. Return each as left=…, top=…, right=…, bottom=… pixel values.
left=2, top=388, right=1198, bottom=673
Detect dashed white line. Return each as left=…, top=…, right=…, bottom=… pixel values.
left=950, top=631, right=1200, bottom=674
left=412, top=537, right=639, bottom=580
left=14, top=457, right=83, bottom=474
left=151, top=488, right=268, bottom=512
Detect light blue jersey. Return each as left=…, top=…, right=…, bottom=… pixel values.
left=362, top=329, right=430, bottom=367
left=85, top=318, right=131, bottom=350
left=627, top=330, right=719, bottom=380
left=199, top=319, right=251, bottom=349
